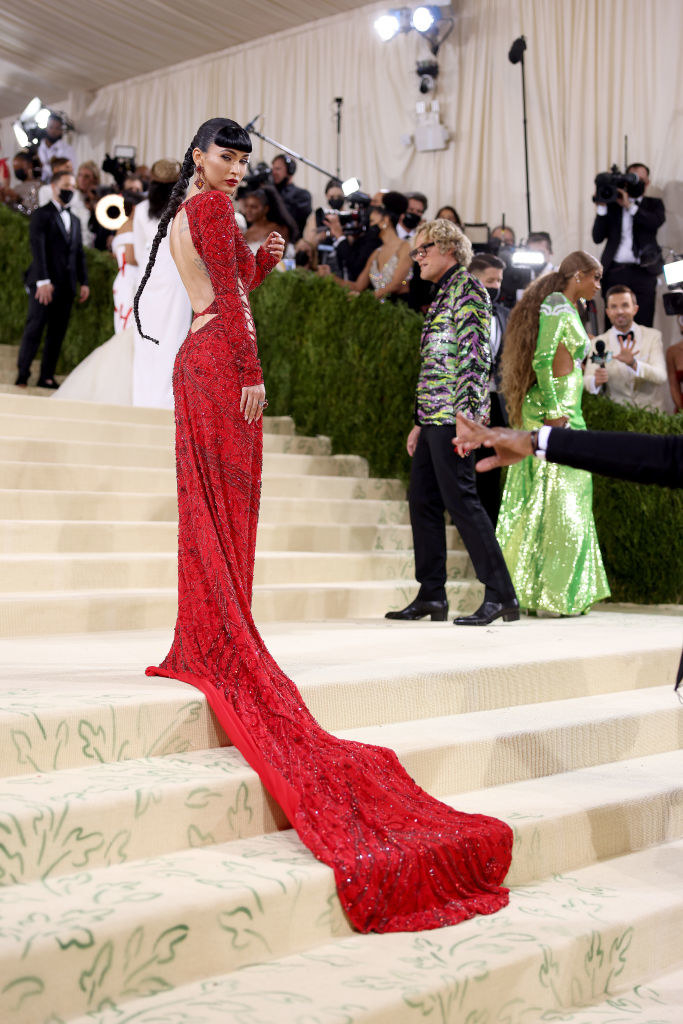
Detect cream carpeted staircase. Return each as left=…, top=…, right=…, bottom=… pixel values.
left=0, top=371, right=682, bottom=1024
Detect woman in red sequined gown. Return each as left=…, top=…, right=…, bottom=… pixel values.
left=133, top=119, right=512, bottom=934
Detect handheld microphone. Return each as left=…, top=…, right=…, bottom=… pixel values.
left=243, top=115, right=260, bottom=133
left=595, top=339, right=606, bottom=367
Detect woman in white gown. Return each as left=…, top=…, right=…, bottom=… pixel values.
left=132, top=159, right=192, bottom=409
left=54, top=196, right=141, bottom=405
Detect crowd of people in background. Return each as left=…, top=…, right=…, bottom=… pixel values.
left=1, top=118, right=680, bottom=419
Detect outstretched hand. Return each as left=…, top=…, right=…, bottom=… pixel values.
left=264, top=232, right=285, bottom=262
left=452, top=412, right=534, bottom=471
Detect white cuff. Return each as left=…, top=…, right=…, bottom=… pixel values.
left=36, top=279, right=51, bottom=288
left=534, top=425, right=552, bottom=459
left=586, top=376, right=602, bottom=395
left=596, top=204, right=608, bottom=216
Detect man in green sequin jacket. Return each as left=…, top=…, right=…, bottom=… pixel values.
left=386, top=219, right=519, bottom=626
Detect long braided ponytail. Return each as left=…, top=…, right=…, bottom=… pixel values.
left=133, top=146, right=194, bottom=344
left=133, top=117, right=253, bottom=344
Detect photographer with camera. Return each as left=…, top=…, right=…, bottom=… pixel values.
left=592, top=162, right=665, bottom=328
left=270, top=153, right=312, bottom=236
left=302, top=178, right=347, bottom=272
left=37, top=114, right=75, bottom=182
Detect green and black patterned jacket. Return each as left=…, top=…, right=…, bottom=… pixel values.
left=415, top=265, right=492, bottom=426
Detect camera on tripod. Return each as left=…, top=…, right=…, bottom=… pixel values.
left=593, top=164, right=644, bottom=205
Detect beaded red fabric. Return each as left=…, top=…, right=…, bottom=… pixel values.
left=147, top=189, right=513, bottom=933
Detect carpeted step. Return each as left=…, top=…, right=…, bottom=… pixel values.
left=0, top=549, right=470, bottom=591
left=1, top=746, right=679, bottom=888
left=1, top=617, right=678, bottom=776
left=0, top=519, right=462, bottom=554
left=0, top=388, right=296, bottom=434
left=3, top=839, right=682, bottom=1024
left=0, top=462, right=401, bottom=498
left=0, top=578, right=482, bottom=637
left=0, top=490, right=410, bottom=525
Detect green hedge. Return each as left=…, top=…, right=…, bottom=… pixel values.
left=2, top=213, right=680, bottom=604
left=0, top=206, right=117, bottom=373
left=252, top=272, right=683, bottom=606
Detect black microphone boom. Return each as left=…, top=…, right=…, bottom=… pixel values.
left=243, top=114, right=343, bottom=183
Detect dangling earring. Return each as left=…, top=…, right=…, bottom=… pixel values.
left=195, top=165, right=204, bottom=190
left=575, top=273, right=581, bottom=282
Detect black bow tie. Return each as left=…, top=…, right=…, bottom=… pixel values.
left=617, top=331, right=634, bottom=343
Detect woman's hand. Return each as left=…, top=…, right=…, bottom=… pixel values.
left=264, top=232, right=285, bottom=261
left=240, top=384, right=267, bottom=424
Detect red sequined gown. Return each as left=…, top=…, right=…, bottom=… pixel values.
left=147, top=190, right=513, bottom=933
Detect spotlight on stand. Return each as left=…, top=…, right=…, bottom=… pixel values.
left=12, top=98, right=75, bottom=151
left=374, top=5, right=453, bottom=55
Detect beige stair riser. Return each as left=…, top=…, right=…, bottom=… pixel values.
left=0, top=550, right=470, bottom=591
left=0, top=580, right=481, bottom=637
left=0, top=490, right=410, bottom=526
left=0, top=464, right=401, bottom=499
left=1, top=432, right=331, bottom=461
left=0, top=519, right=462, bottom=554
left=0, top=392, right=296, bottom=434
left=1, top=749, right=679, bottom=888
left=1, top=450, right=368, bottom=477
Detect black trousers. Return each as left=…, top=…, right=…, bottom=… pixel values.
left=475, top=391, right=506, bottom=527
left=601, top=263, right=657, bottom=328
left=17, top=286, right=75, bottom=383
left=409, top=424, right=516, bottom=604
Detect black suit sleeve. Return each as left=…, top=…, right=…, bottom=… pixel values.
left=546, top=429, right=683, bottom=489
left=634, top=197, right=665, bottom=232
left=28, top=207, right=50, bottom=281
left=591, top=212, right=609, bottom=245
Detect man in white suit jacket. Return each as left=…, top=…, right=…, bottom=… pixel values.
left=584, top=284, right=666, bottom=411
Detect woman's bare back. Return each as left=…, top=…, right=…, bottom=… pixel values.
left=170, top=207, right=217, bottom=333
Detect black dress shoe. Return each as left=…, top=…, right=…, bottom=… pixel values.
left=385, top=598, right=448, bottom=622
left=36, top=378, right=59, bottom=389
left=14, top=375, right=29, bottom=388
left=453, top=598, right=520, bottom=626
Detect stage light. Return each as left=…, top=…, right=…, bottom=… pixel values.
left=412, top=6, right=435, bottom=32
left=374, top=13, right=401, bottom=41
left=663, top=258, right=683, bottom=287
left=342, top=177, right=361, bottom=196
left=20, top=96, right=42, bottom=121
left=13, top=121, right=29, bottom=147
left=35, top=107, right=52, bottom=129
left=511, top=249, right=546, bottom=268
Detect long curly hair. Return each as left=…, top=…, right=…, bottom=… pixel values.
left=501, top=250, right=601, bottom=426
left=134, top=118, right=252, bottom=344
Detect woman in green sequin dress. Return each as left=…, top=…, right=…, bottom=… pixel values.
left=496, top=251, right=610, bottom=615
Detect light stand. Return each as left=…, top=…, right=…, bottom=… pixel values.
left=333, top=97, right=343, bottom=180
left=244, top=114, right=342, bottom=184
left=508, top=36, right=532, bottom=236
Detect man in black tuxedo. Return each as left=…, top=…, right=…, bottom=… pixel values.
left=592, top=162, right=665, bottom=328
left=16, top=170, right=89, bottom=388
left=469, top=253, right=509, bottom=525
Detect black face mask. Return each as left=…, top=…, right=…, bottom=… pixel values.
left=58, top=189, right=74, bottom=205
left=486, top=286, right=501, bottom=304
left=14, top=168, right=28, bottom=182
left=327, top=195, right=344, bottom=211
left=402, top=211, right=422, bottom=230
left=367, top=224, right=381, bottom=240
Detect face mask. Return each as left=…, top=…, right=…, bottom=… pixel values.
left=15, top=168, right=28, bottom=182
left=486, top=286, right=501, bottom=304
left=402, top=211, right=421, bottom=230
left=367, top=224, right=381, bottom=239
left=58, top=189, right=74, bottom=205
left=327, top=195, right=344, bottom=211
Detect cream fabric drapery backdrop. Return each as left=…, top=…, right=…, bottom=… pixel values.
left=57, top=0, right=681, bottom=262
left=2, top=0, right=680, bottom=262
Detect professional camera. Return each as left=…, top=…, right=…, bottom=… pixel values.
left=315, top=191, right=371, bottom=238
left=593, top=164, right=644, bottom=205
left=235, top=161, right=272, bottom=198
left=102, top=149, right=136, bottom=190
left=662, top=256, right=683, bottom=316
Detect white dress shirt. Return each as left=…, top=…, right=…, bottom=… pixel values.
left=37, top=137, right=76, bottom=181
left=595, top=199, right=641, bottom=264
